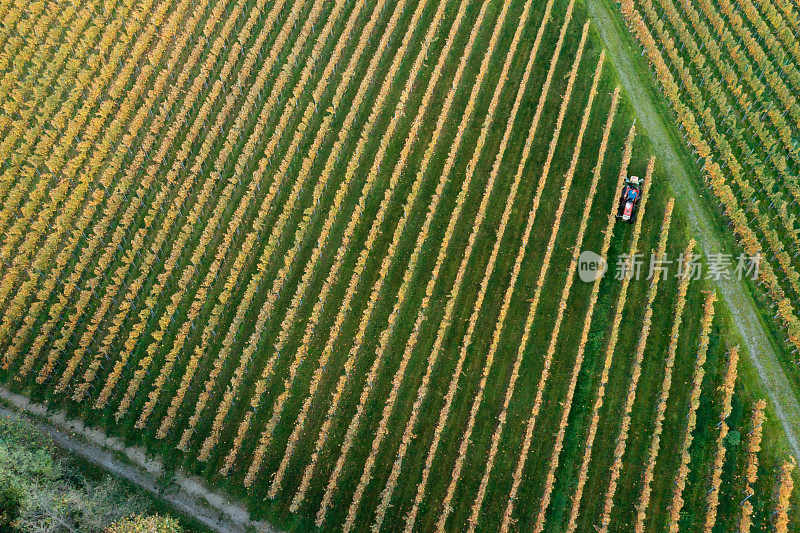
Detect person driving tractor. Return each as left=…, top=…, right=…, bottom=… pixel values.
left=617, top=175, right=643, bottom=222
left=623, top=175, right=640, bottom=200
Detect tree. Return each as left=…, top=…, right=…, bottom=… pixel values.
left=0, top=415, right=179, bottom=532
left=105, top=514, right=183, bottom=533
left=0, top=482, right=22, bottom=531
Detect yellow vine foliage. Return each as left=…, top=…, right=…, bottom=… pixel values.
left=739, top=399, right=766, bottom=533
left=775, top=458, right=796, bottom=533
left=703, top=345, right=739, bottom=533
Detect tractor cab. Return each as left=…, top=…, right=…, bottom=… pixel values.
left=616, top=175, right=643, bottom=223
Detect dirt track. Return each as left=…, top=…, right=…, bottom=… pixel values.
left=585, top=0, right=800, bottom=462
left=0, top=386, right=277, bottom=533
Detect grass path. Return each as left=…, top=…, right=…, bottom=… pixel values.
left=585, top=0, right=800, bottom=462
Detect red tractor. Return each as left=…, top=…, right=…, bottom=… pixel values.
left=616, top=175, right=643, bottom=223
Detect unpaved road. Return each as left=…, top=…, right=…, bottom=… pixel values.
left=585, top=0, right=800, bottom=462
left=0, top=386, right=278, bottom=533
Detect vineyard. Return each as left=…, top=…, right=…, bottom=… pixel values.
left=618, top=0, right=800, bottom=369
left=0, top=0, right=798, bottom=530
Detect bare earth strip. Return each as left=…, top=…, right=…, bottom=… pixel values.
left=585, top=0, right=800, bottom=461
left=0, top=386, right=276, bottom=533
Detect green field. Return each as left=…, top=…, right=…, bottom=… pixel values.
left=0, top=0, right=797, bottom=530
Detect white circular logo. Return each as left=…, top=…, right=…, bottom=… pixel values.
left=578, top=251, right=607, bottom=282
